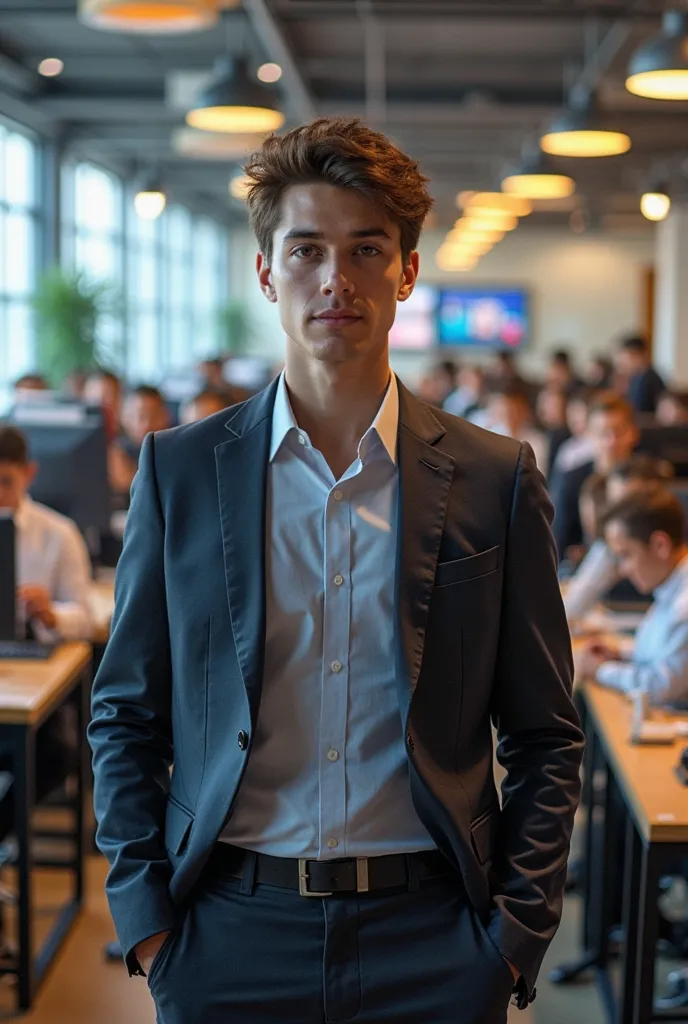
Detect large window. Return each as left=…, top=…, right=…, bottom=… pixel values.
left=63, top=160, right=229, bottom=382
left=0, top=124, right=39, bottom=391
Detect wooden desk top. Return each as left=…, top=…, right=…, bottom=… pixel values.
left=583, top=682, right=688, bottom=843
left=0, top=643, right=91, bottom=727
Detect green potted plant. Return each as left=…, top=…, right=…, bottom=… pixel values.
left=216, top=298, right=251, bottom=356
left=32, top=266, right=122, bottom=387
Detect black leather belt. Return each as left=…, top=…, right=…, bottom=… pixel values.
left=213, top=843, right=455, bottom=896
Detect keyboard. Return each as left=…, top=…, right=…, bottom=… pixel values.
left=0, top=641, right=57, bottom=660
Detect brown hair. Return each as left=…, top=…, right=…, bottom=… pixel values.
left=244, top=117, right=433, bottom=264
left=587, top=390, right=636, bottom=424
left=603, top=485, right=685, bottom=548
left=0, top=426, right=29, bottom=466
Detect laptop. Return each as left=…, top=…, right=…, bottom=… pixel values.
left=0, top=513, right=56, bottom=660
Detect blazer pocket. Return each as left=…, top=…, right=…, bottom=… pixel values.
left=435, top=546, right=500, bottom=588
left=470, top=804, right=500, bottom=866
left=165, top=794, right=194, bottom=857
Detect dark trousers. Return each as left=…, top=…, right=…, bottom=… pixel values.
left=147, top=847, right=513, bottom=1024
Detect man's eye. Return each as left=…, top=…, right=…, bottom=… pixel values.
left=292, top=245, right=317, bottom=258
left=357, top=245, right=381, bottom=256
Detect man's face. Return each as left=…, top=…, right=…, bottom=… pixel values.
left=605, top=520, right=673, bottom=594
left=84, top=376, right=121, bottom=413
left=588, top=410, right=638, bottom=468
left=257, top=183, right=418, bottom=366
left=123, top=396, right=169, bottom=445
left=0, top=461, right=34, bottom=511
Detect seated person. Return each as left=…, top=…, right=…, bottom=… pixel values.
left=550, top=392, right=638, bottom=562
left=536, top=385, right=570, bottom=472
left=657, top=391, right=688, bottom=427
left=581, top=486, right=688, bottom=706
left=110, top=385, right=170, bottom=502
left=443, top=365, right=486, bottom=420
left=0, top=426, right=94, bottom=948
left=565, top=455, right=673, bottom=623
left=180, top=389, right=229, bottom=426
left=0, top=426, right=94, bottom=642
left=13, top=373, right=49, bottom=395
left=584, top=355, right=613, bottom=391
left=616, top=335, right=666, bottom=415
left=485, top=384, right=548, bottom=474
left=197, top=358, right=242, bottom=405
left=551, top=387, right=596, bottom=475
left=546, top=349, right=580, bottom=394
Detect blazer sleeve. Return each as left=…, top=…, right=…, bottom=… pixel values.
left=488, top=442, right=584, bottom=994
left=87, top=432, right=177, bottom=975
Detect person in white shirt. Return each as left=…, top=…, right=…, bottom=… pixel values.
left=484, top=384, right=549, bottom=475
left=564, top=455, right=673, bottom=624
left=580, top=486, right=688, bottom=706
left=0, top=426, right=94, bottom=642
left=552, top=389, right=596, bottom=475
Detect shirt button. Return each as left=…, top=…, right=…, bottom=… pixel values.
left=298, top=433, right=306, bottom=445
left=237, top=730, right=249, bottom=751
left=331, top=660, right=342, bottom=673
left=327, top=748, right=339, bottom=762
left=334, top=574, right=344, bottom=587
left=333, top=490, right=343, bottom=501
left=327, top=837, right=339, bottom=849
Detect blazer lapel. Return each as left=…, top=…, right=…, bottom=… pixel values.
left=214, top=380, right=279, bottom=725
left=395, top=382, right=455, bottom=721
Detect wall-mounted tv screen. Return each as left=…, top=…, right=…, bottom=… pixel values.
left=436, top=288, right=530, bottom=350
left=389, top=283, right=438, bottom=350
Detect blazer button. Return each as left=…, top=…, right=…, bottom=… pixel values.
left=237, top=730, right=249, bottom=751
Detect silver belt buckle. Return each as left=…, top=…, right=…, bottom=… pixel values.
left=298, top=858, right=371, bottom=896
left=298, top=859, right=332, bottom=897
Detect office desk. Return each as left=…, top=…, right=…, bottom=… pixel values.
left=0, top=643, right=91, bottom=1010
left=579, top=682, right=688, bottom=1024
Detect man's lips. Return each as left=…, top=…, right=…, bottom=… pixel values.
left=312, top=310, right=362, bottom=325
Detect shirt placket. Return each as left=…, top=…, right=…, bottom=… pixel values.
left=318, top=478, right=353, bottom=859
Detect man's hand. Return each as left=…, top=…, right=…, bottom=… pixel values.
left=134, top=930, right=171, bottom=976
left=17, top=584, right=57, bottom=631
left=579, top=640, right=620, bottom=680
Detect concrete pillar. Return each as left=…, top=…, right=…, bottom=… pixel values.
left=654, top=201, right=688, bottom=386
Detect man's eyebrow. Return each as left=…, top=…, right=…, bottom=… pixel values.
left=281, top=227, right=393, bottom=242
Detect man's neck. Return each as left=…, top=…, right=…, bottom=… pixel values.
left=283, top=348, right=392, bottom=478
left=661, top=546, right=688, bottom=586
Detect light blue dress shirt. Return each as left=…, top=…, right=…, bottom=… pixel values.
left=221, top=372, right=436, bottom=859
left=596, top=554, right=688, bottom=706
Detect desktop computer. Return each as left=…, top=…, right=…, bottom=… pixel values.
left=9, top=401, right=111, bottom=561
left=0, top=513, right=55, bottom=659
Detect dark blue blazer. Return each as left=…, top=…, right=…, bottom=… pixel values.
left=88, top=378, right=583, bottom=999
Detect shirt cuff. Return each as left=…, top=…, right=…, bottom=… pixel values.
left=596, top=660, right=635, bottom=693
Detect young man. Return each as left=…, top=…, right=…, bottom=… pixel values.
left=551, top=388, right=596, bottom=476
left=89, top=117, right=583, bottom=1024
left=550, top=392, right=639, bottom=561
left=486, top=384, right=548, bottom=475
left=109, top=385, right=170, bottom=500
left=616, top=335, right=666, bottom=415
left=581, top=487, right=688, bottom=706
left=180, top=389, right=228, bottom=426
left=0, top=426, right=93, bottom=642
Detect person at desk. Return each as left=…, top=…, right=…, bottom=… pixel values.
left=565, top=455, right=673, bottom=624
left=580, top=487, right=688, bottom=706
left=110, top=386, right=170, bottom=502
left=550, top=392, right=638, bottom=562
left=180, top=389, right=228, bottom=426
left=616, top=335, right=666, bottom=416
left=0, top=426, right=93, bottom=642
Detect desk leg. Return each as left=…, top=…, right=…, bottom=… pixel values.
left=619, top=814, right=641, bottom=1024
left=10, top=724, right=35, bottom=1011
left=633, top=841, right=661, bottom=1024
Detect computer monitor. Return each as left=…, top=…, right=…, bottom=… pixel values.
left=8, top=402, right=110, bottom=559
left=0, top=514, right=16, bottom=642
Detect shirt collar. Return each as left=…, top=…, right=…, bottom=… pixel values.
left=653, top=551, right=688, bottom=604
left=269, top=371, right=399, bottom=466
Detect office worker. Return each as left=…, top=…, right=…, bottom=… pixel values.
left=581, top=487, right=688, bottom=706
left=89, top=117, right=583, bottom=1024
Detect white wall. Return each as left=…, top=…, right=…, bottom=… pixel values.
left=229, top=226, right=654, bottom=384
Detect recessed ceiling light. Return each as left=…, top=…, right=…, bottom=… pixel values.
left=257, top=63, right=282, bottom=84
left=38, top=58, right=64, bottom=77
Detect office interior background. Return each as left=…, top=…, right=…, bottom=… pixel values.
left=1, top=1, right=688, bottom=1022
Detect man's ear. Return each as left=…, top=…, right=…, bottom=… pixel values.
left=257, top=251, right=277, bottom=304
left=397, top=250, right=420, bottom=303
left=25, top=462, right=38, bottom=487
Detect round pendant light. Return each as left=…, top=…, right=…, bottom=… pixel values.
left=540, top=91, right=631, bottom=158
left=626, top=12, right=688, bottom=101
left=458, top=191, right=532, bottom=218
left=134, top=175, right=167, bottom=220
left=640, top=191, right=671, bottom=222
left=229, top=171, right=252, bottom=201
left=186, top=57, right=285, bottom=134
left=79, top=0, right=217, bottom=34
left=502, top=171, right=576, bottom=199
